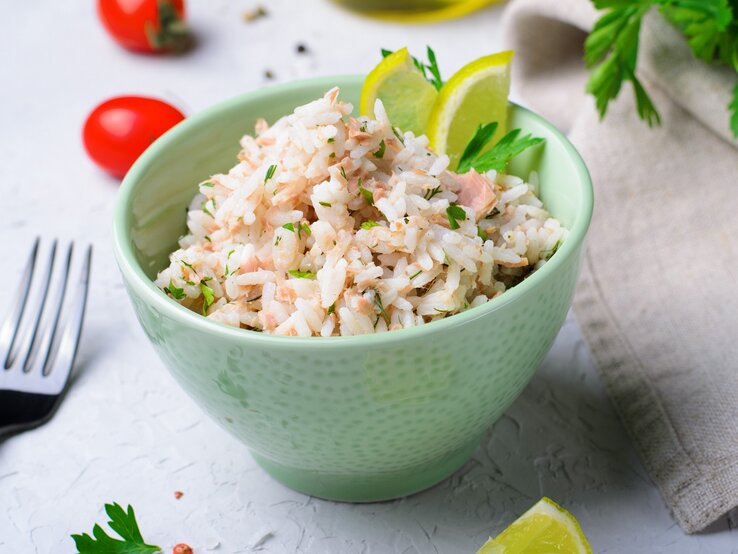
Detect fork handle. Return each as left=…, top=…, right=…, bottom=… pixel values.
left=0, top=390, right=59, bottom=435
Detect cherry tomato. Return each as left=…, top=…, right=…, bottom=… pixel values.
left=97, top=0, right=189, bottom=53
left=83, top=96, right=185, bottom=179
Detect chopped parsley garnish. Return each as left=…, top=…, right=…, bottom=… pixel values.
left=282, top=222, right=295, bottom=232
left=327, top=303, right=335, bottom=316
left=224, top=249, right=236, bottom=276
left=274, top=235, right=282, bottom=246
left=201, top=180, right=215, bottom=187
left=165, top=280, right=185, bottom=300
left=299, top=222, right=311, bottom=238
left=319, top=201, right=332, bottom=207
left=424, top=185, right=442, bottom=201
left=409, top=270, right=422, bottom=280
left=446, top=203, right=466, bottom=229
left=477, top=226, right=487, bottom=240
left=181, top=260, right=196, bottom=271
left=329, top=152, right=336, bottom=159
left=392, top=126, right=405, bottom=144
left=360, top=220, right=381, bottom=230
left=327, top=137, right=335, bottom=143
left=359, top=181, right=374, bottom=205
left=403, top=216, right=409, bottom=224
left=288, top=269, right=316, bottom=279
left=359, top=122, right=368, bottom=133
left=456, top=122, right=545, bottom=174
left=200, top=282, right=215, bottom=315
left=373, top=290, right=391, bottom=325
left=486, top=207, right=501, bottom=219
left=434, top=307, right=452, bottom=313
left=204, top=235, right=212, bottom=243
left=201, top=200, right=214, bottom=218
left=264, top=164, right=277, bottom=183
left=373, top=139, right=386, bottom=158
left=339, top=166, right=347, bottom=180
left=71, top=502, right=160, bottom=554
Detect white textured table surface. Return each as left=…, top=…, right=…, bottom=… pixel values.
left=1, top=1, right=736, bottom=553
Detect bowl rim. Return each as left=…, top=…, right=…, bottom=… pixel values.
left=112, top=74, right=593, bottom=350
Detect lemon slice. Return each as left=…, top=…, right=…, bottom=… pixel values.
left=476, top=497, right=593, bottom=554
left=427, top=50, right=513, bottom=169
left=360, top=47, right=438, bottom=136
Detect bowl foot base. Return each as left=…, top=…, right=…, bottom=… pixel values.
left=251, top=438, right=480, bottom=503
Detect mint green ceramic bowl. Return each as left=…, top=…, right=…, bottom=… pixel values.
left=112, top=76, right=593, bottom=502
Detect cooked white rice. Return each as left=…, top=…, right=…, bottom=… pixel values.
left=155, top=88, right=567, bottom=336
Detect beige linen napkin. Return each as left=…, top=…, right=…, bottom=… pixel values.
left=502, top=0, right=738, bottom=533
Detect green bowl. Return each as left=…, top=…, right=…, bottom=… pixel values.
left=112, top=75, right=593, bottom=502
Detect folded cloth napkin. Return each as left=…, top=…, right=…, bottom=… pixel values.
left=502, top=0, right=738, bottom=533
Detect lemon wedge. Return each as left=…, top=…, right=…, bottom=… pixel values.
left=427, top=50, right=513, bottom=169
left=359, top=47, right=439, bottom=136
left=476, top=497, right=593, bottom=554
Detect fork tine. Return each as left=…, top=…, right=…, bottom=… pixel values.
left=44, top=245, right=92, bottom=390
left=27, top=243, right=73, bottom=373
left=10, top=240, right=58, bottom=370
left=1, top=237, right=40, bottom=369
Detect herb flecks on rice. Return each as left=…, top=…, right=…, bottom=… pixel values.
left=155, top=88, right=567, bottom=336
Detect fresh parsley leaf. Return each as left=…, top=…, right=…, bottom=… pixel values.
left=462, top=128, right=545, bottom=173
left=425, top=46, right=444, bottom=90
left=380, top=46, right=443, bottom=90
left=201, top=180, right=215, bottom=188
left=392, top=126, right=405, bottom=144
left=339, top=166, right=347, bottom=180
left=327, top=303, right=335, bottom=315
left=70, top=502, right=160, bottom=554
left=300, top=222, right=312, bottom=237
left=409, top=270, right=422, bottom=280
left=373, top=290, right=391, bottom=325
left=446, top=203, right=466, bottom=229
left=165, top=280, right=185, bottom=300
left=373, top=139, right=386, bottom=158
left=359, top=182, right=374, bottom=205
left=327, top=137, right=336, bottom=143
left=264, top=164, right=277, bottom=183
left=456, top=122, right=499, bottom=173
left=200, top=282, right=215, bottom=315
left=319, top=201, right=332, bottom=207
left=274, top=235, right=282, bottom=246
left=288, top=269, right=316, bottom=279
left=360, top=220, right=381, bottom=229
left=659, top=0, right=733, bottom=63
left=181, top=260, right=196, bottom=271
left=477, top=226, right=487, bottom=240
left=282, top=222, right=295, bottom=233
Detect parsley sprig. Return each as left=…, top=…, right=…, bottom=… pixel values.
left=585, top=0, right=738, bottom=136
left=456, top=122, right=545, bottom=174
left=381, top=46, right=444, bottom=90
left=71, top=503, right=160, bottom=554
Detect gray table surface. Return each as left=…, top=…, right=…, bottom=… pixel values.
left=1, top=1, right=735, bottom=552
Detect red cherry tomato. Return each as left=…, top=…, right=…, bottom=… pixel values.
left=83, top=96, right=185, bottom=179
left=97, top=0, right=188, bottom=53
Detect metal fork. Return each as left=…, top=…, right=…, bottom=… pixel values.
left=0, top=238, right=92, bottom=438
